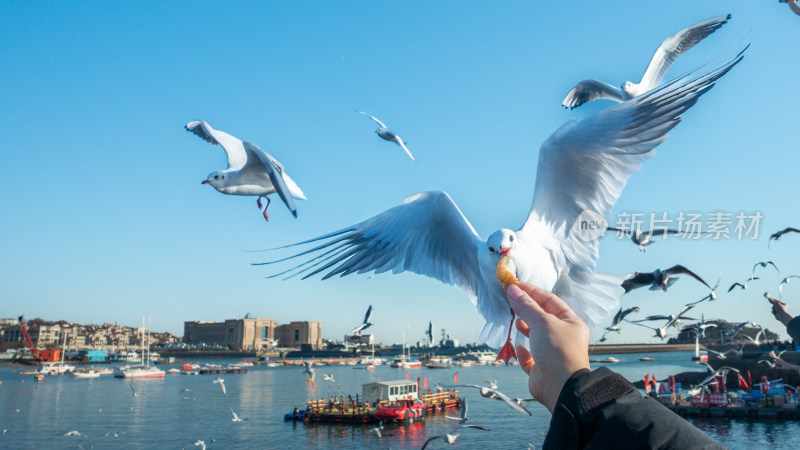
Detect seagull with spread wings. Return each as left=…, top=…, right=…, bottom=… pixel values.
left=779, top=275, right=800, bottom=299
left=185, top=120, right=306, bottom=221
left=605, top=227, right=681, bottom=252
left=752, top=261, right=780, bottom=278
left=351, top=305, right=373, bottom=335
left=627, top=305, right=696, bottom=339
left=356, top=110, right=415, bottom=161
left=769, top=227, right=800, bottom=247
left=257, top=52, right=744, bottom=364
left=621, top=265, right=712, bottom=293
left=562, top=14, right=731, bottom=109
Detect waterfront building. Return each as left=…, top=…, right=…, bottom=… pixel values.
left=184, top=318, right=320, bottom=351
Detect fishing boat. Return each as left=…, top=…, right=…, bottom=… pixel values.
left=423, top=356, right=451, bottom=369
left=72, top=368, right=101, bottom=379
left=639, top=357, right=655, bottom=362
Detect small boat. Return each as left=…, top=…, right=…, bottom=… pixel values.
left=491, top=361, right=503, bottom=366
left=639, top=357, right=655, bottom=362
left=166, top=368, right=180, bottom=374
left=266, top=362, right=280, bottom=368
left=72, top=369, right=101, bottom=379
left=452, top=360, right=475, bottom=368
left=589, top=356, right=620, bottom=363
left=33, top=373, right=45, bottom=382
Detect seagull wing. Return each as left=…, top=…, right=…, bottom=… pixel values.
left=185, top=120, right=248, bottom=171
left=640, top=229, right=681, bottom=239
left=728, top=282, right=744, bottom=292
left=393, top=135, right=416, bottom=161
left=606, top=227, right=632, bottom=237
left=242, top=142, right=299, bottom=218
left=638, top=14, right=731, bottom=91
left=356, top=110, right=388, bottom=129
left=523, top=50, right=744, bottom=327
left=421, top=436, right=443, bottom=450
left=561, top=79, right=624, bottom=109
left=256, top=191, right=488, bottom=308
left=622, top=272, right=655, bottom=293
left=366, top=305, right=374, bottom=323
left=462, top=425, right=491, bottom=431
left=665, top=265, right=711, bottom=289
left=486, top=388, right=532, bottom=416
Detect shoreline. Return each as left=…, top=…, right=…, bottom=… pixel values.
left=588, top=344, right=696, bottom=355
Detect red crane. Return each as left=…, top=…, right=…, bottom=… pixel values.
left=17, top=316, right=61, bottom=362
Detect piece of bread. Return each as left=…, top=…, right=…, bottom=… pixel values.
left=496, top=255, right=518, bottom=290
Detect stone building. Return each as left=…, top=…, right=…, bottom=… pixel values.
left=275, top=321, right=322, bottom=350
left=184, top=318, right=290, bottom=351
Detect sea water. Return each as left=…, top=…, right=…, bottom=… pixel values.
left=0, top=352, right=796, bottom=449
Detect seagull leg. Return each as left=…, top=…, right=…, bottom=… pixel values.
left=260, top=197, right=272, bottom=222
left=257, top=196, right=263, bottom=210
left=496, top=308, right=517, bottom=365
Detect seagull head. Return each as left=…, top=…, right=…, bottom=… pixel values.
left=487, top=229, right=517, bottom=259
left=202, top=171, right=226, bottom=189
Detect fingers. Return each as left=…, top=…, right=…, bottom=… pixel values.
left=515, top=318, right=530, bottom=338
left=515, top=344, right=534, bottom=376
left=510, top=282, right=579, bottom=321
left=507, top=284, right=548, bottom=327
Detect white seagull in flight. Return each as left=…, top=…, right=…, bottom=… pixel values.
left=562, top=14, right=730, bottom=109
left=185, top=120, right=307, bottom=221
left=258, top=51, right=744, bottom=364
left=356, top=110, right=416, bottom=161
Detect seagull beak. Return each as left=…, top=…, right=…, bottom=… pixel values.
left=201, top=180, right=211, bottom=184
left=499, top=247, right=511, bottom=256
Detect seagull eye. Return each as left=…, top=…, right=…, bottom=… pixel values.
left=489, top=247, right=496, bottom=253
left=509, top=235, right=514, bottom=242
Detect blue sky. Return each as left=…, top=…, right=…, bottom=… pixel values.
left=2, top=1, right=799, bottom=346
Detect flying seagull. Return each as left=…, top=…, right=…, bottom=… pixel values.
left=627, top=305, right=696, bottom=339
left=256, top=52, right=745, bottom=364
left=351, top=305, right=374, bottom=335
left=213, top=377, right=226, bottom=395
left=185, top=120, right=307, bottom=221
left=769, top=227, right=800, bottom=247
left=425, top=321, right=434, bottom=345
left=728, top=275, right=759, bottom=292
left=231, top=409, right=247, bottom=422
left=686, top=275, right=722, bottom=306
left=454, top=384, right=532, bottom=416
left=780, top=0, right=800, bottom=17
left=606, top=306, right=640, bottom=331
left=728, top=321, right=758, bottom=339
left=445, top=398, right=491, bottom=430
left=779, top=275, right=800, bottom=299
left=63, top=431, right=87, bottom=438
left=752, top=261, right=780, bottom=278
left=621, top=265, right=711, bottom=293
left=302, top=361, right=315, bottom=382
left=562, top=14, right=731, bottom=109
left=422, top=433, right=461, bottom=448
left=605, top=227, right=681, bottom=252
left=356, top=110, right=415, bottom=161
left=686, top=365, right=740, bottom=397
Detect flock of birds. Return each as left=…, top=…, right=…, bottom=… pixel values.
left=182, top=13, right=800, bottom=366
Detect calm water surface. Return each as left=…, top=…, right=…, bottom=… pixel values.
left=0, top=351, right=796, bottom=449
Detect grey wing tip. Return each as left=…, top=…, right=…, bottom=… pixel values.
left=292, top=210, right=298, bottom=218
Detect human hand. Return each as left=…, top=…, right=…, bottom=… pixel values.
left=767, top=295, right=793, bottom=326
left=507, top=282, right=590, bottom=413
left=770, top=353, right=800, bottom=371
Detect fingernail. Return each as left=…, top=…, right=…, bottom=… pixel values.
left=507, top=284, right=525, bottom=301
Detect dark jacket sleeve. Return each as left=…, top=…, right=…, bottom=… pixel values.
left=786, top=316, right=800, bottom=343
left=542, top=367, right=726, bottom=449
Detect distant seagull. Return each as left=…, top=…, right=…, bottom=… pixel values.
left=686, top=365, right=739, bottom=397
left=727, top=276, right=759, bottom=292
left=622, top=265, right=711, bottom=293
left=369, top=421, right=384, bottom=438
left=257, top=54, right=745, bottom=365
left=627, top=305, right=696, bottom=339
left=129, top=384, right=137, bottom=397
left=454, top=384, right=532, bottom=416
left=605, top=227, right=681, bottom=252
left=769, top=227, right=800, bottom=247
left=606, top=306, right=640, bottom=332
left=779, top=276, right=800, bottom=299
left=444, top=398, right=491, bottom=430
left=425, top=321, right=434, bottom=345
left=686, top=275, right=722, bottom=306
left=752, top=261, right=780, bottom=278
left=195, top=440, right=206, bottom=450
left=266, top=338, right=279, bottom=347
left=680, top=315, right=719, bottom=338
left=483, top=380, right=498, bottom=390
left=231, top=409, right=246, bottom=422
left=514, top=397, right=536, bottom=406
left=351, top=305, right=374, bottom=336
left=759, top=360, right=777, bottom=369
left=213, top=377, right=226, bottom=395
left=64, top=431, right=87, bottom=438
left=422, top=433, right=461, bottom=448
left=561, top=14, right=731, bottom=109
left=323, top=374, right=336, bottom=383
left=705, top=349, right=728, bottom=360
left=728, top=321, right=757, bottom=339
left=355, top=110, right=415, bottom=161
left=1, top=429, right=7, bottom=436
left=185, top=120, right=307, bottom=221
left=303, top=361, right=315, bottom=383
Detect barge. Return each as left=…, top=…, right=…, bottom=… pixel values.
left=287, top=379, right=461, bottom=424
